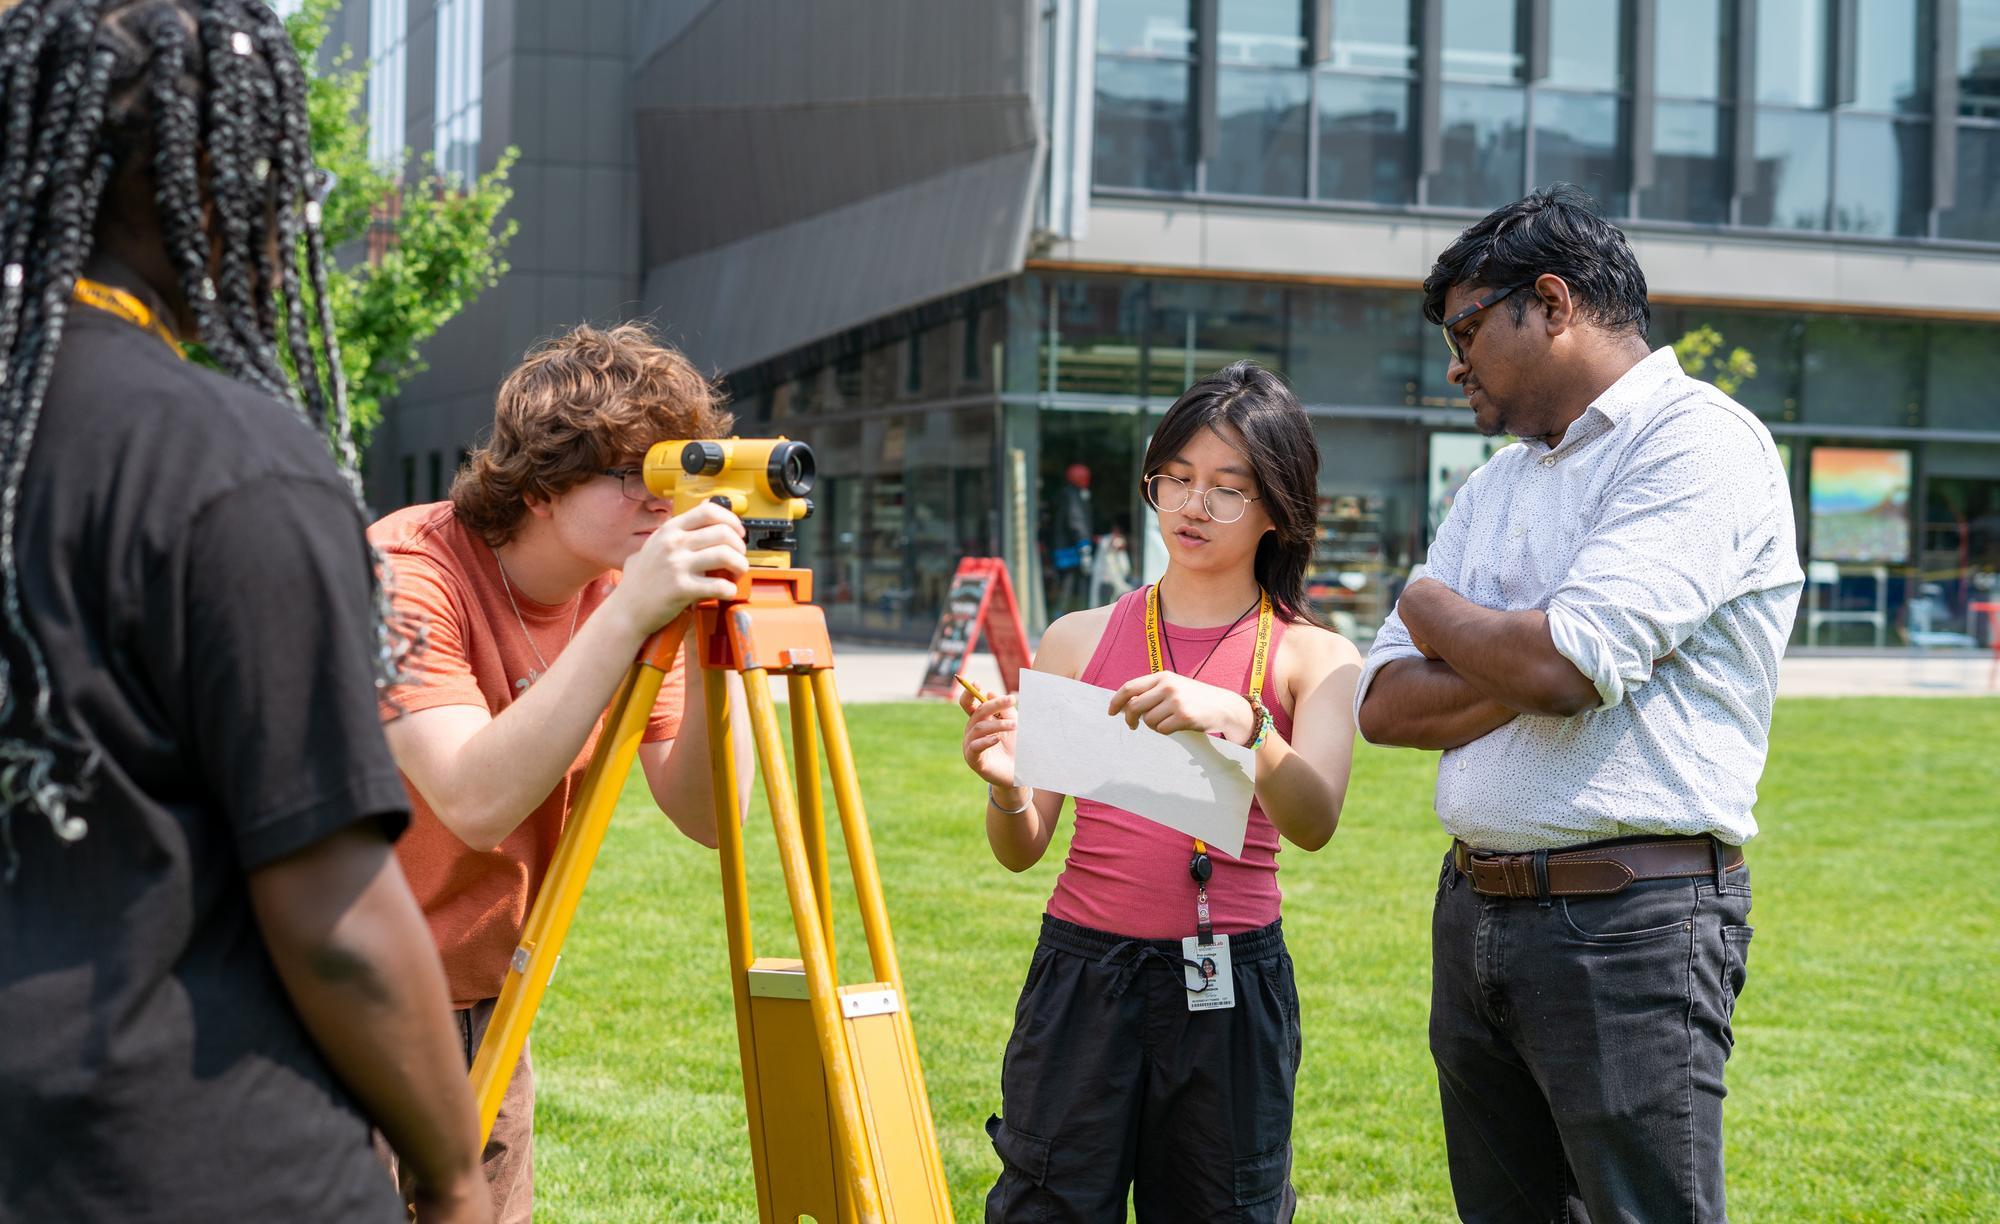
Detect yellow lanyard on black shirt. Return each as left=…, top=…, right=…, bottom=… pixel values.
left=72, top=278, right=185, bottom=360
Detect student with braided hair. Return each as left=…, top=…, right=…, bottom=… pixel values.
left=0, top=2, right=489, bottom=1219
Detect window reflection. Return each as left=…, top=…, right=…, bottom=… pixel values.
left=1641, top=100, right=1732, bottom=223
left=1432, top=83, right=1526, bottom=209
left=1832, top=116, right=1929, bottom=237
left=1209, top=66, right=1311, bottom=196
left=1533, top=92, right=1627, bottom=216
left=1094, top=58, right=1197, bottom=191
left=1317, top=74, right=1415, bottom=203
left=1743, top=109, right=1830, bottom=229
left=1546, top=0, right=1624, bottom=90
left=1442, top=0, right=1523, bottom=82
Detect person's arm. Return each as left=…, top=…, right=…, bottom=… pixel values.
left=1355, top=656, right=1520, bottom=750
left=247, top=828, right=489, bottom=1223
left=959, top=608, right=1109, bottom=871
left=1394, top=580, right=1600, bottom=717
left=384, top=502, right=746, bottom=852
left=635, top=643, right=754, bottom=848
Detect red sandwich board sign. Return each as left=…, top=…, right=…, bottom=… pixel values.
left=917, top=557, right=1031, bottom=699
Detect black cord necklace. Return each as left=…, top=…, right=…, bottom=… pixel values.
left=1158, top=583, right=1261, bottom=683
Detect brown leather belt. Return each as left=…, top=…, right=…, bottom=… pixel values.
left=1452, top=836, right=1744, bottom=899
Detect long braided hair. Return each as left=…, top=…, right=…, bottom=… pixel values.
left=0, top=0, right=406, bottom=877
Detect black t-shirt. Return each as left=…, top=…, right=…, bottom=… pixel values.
left=0, top=296, right=410, bottom=1220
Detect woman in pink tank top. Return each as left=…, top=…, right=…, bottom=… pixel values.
left=958, top=362, right=1363, bottom=1221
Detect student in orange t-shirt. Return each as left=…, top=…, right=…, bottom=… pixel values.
left=368, top=323, right=751, bottom=1221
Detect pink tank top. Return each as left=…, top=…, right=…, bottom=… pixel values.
left=1045, top=585, right=1293, bottom=939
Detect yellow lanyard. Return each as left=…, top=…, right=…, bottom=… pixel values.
left=71, top=278, right=185, bottom=360
left=1143, top=581, right=1274, bottom=914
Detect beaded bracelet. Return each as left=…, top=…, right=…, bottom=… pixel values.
left=1245, top=693, right=1274, bottom=751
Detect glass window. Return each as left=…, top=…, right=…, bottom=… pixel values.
left=1640, top=100, right=1732, bottom=223
left=1850, top=0, right=1930, bottom=113
left=1330, top=0, right=1415, bottom=71
left=1286, top=287, right=1423, bottom=407
left=1442, top=0, right=1523, bottom=82
left=367, top=0, right=408, bottom=169
left=1309, top=419, right=1422, bottom=640
left=1094, top=59, right=1197, bottom=190
left=1938, top=122, right=2000, bottom=241
left=1925, top=322, right=2000, bottom=430
left=1149, top=283, right=1289, bottom=398
left=1663, top=308, right=1805, bottom=419
left=1832, top=115, right=1930, bottom=236
left=1742, top=109, right=1830, bottom=228
left=1209, top=67, right=1311, bottom=196
left=1532, top=91, right=1628, bottom=215
left=433, top=0, right=483, bottom=183
left=1431, top=83, right=1527, bottom=208
left=1218, top=0, right=1308, bottom=66
left=1041, top=279, right=1149, bottom=396
left=1802, top=317, right=1925, bottom=428
left=1756, top=0, right=1829, bottom=107
left=1098, top=0, right=1196, bottom=56
left=1316, top=73, right=1416, bottom=203
left=1656, top=0, right=1729, bottom=100
left=1547, top=0, right=1625, bottom=91
left=1958, top=0, right=2000, bottom=116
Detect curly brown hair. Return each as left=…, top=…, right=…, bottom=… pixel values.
left=452, top=322, right=733, bottom=546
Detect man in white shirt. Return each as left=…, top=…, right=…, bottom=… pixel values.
left=1357, top=186, right=1802, bottom=1222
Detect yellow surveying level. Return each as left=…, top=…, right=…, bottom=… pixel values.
left=466, top=438, right=953, bottom=1223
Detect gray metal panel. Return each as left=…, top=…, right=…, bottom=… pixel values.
left=1196, top=0, right=1219, bottom=162
left=1527, top=0, right=1549, bottom=81
left=1631, top=0, right=1656, bottom=191
left=1418, top=0, right=1442, bottom=178
left=639, top=146, right=1041, bottom=375
left=1731, top=0, right=1757, bottom=208
left=1934, top=0, right=1959, bottom=211
left=629, top=0, right=1043, bottom=368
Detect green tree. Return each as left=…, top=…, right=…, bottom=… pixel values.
left=285, top=0, right=517, bottom=443
left=1673, top=324, right=1758, bottom=399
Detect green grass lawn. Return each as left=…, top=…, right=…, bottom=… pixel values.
left=531, top=697, right=2000, bottom=1222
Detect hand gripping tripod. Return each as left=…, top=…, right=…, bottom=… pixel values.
left=466, top=563, right=953, bottom=1223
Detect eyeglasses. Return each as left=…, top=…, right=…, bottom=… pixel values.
left=1145, top=473, right=1260, bottom=524
left=601, top=467, right=652, bottom=502
left=1439, top=282, right=1531, bottom=363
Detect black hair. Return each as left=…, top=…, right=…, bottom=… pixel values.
left=1140, top=361, right=1324, bottom=628
left=1421, top=183, right=1651, bottom=338
left=0, top=0, right=394, bottom=878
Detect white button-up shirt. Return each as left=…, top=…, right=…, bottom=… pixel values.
left=1356, top=347, right=1803, bottom=851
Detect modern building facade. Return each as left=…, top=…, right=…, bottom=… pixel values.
left=353, top=0, right=2000, bottom=647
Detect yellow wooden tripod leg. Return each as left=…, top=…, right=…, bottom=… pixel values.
left=788, top=673, right=837, bottom=958
left=467, top=653, right=667, bottom=1142
left=742, top=667, right=886, bottom=1222
left=707, top=665, right=777, bottom=1220
left=811, top=668, right=954, bottom=1220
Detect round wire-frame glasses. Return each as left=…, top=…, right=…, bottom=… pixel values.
left=1145, top=473, right=1260, bottom=523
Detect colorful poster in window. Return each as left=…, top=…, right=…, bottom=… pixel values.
left=1810, top=447, right=1911, bottom=564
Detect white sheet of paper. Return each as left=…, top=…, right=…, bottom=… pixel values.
left=1012, top=670, right=1255, bottom=858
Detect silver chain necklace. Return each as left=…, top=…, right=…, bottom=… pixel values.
left=495, top=551, right=582, bottom=693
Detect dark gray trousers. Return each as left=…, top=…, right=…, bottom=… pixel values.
left=1430, top=847, right=1753, bottom=1223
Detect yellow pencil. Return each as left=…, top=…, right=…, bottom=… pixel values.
left=954, top=673, right=993, bottom=705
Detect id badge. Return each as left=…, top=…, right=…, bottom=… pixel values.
left=1182, top=934, right=1235, bottom=1012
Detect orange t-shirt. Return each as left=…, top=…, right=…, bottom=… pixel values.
left=369, top=502, right=684, bottom=1005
